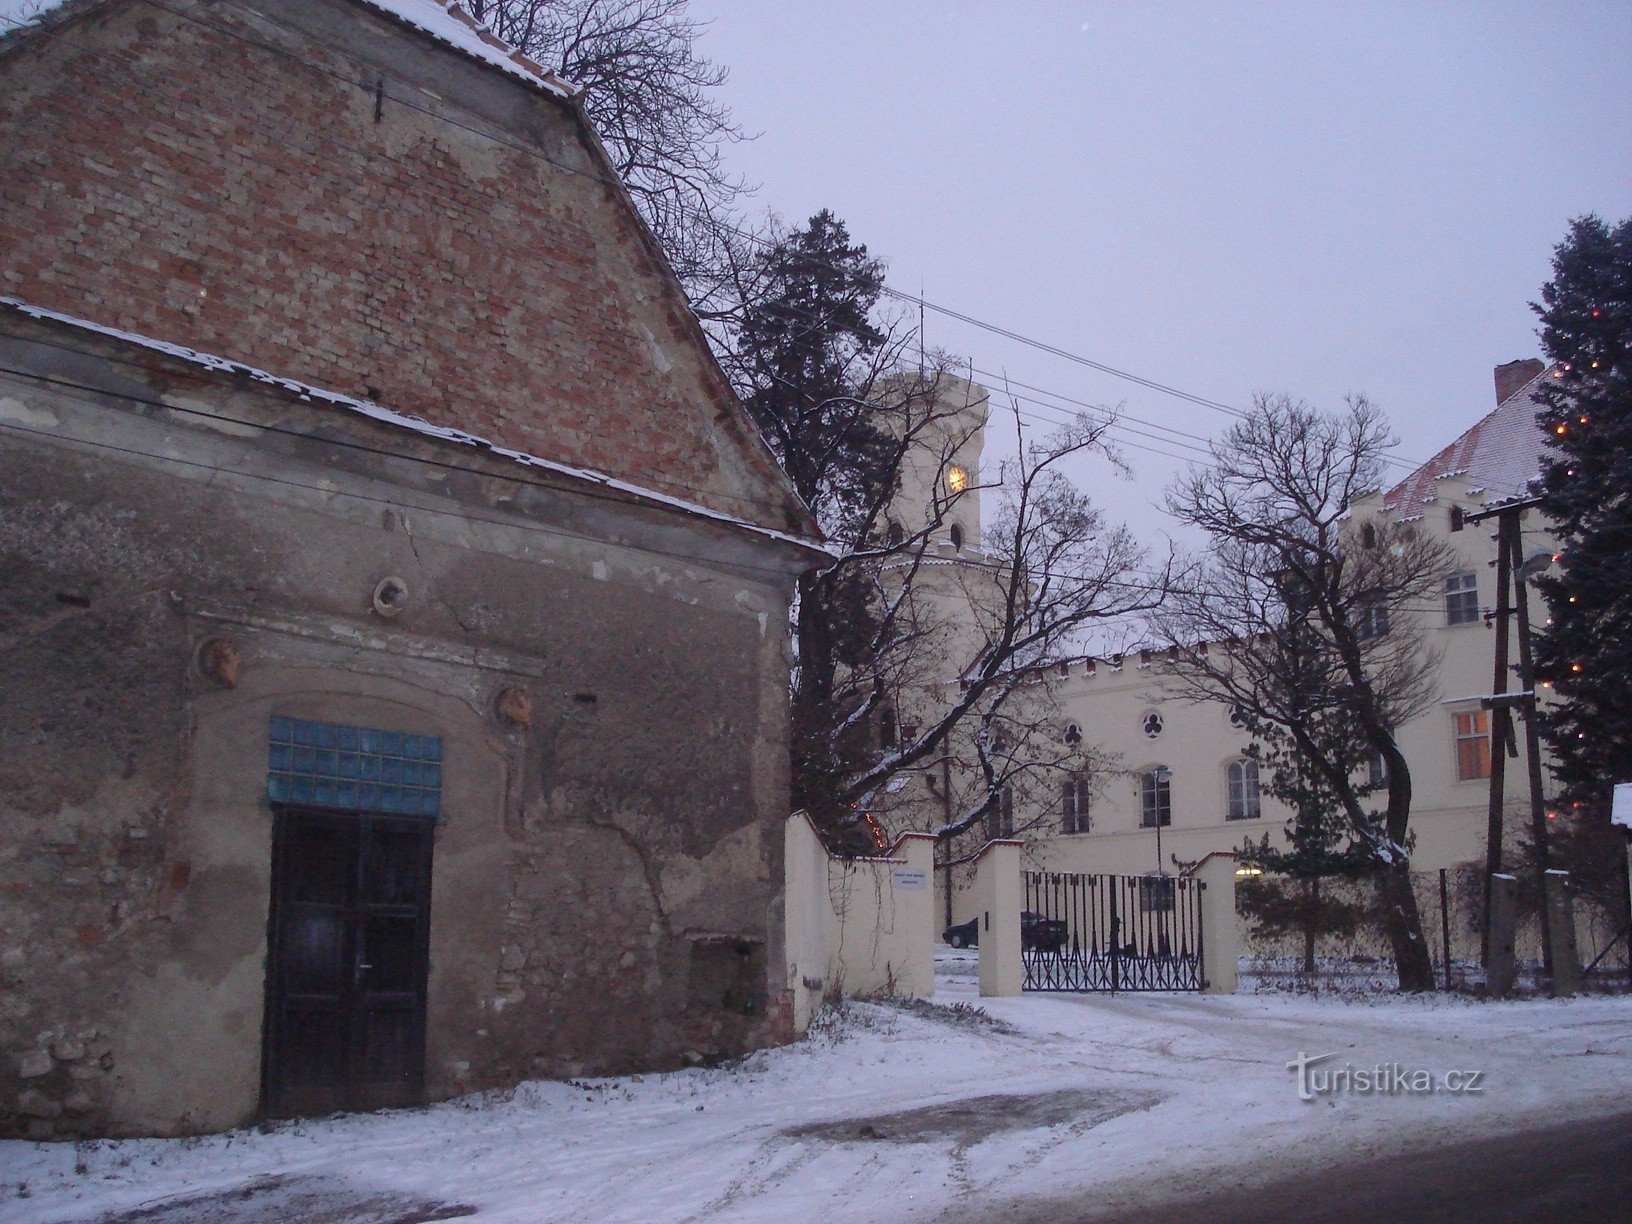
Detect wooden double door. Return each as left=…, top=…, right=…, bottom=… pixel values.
left=262, top=808, right=434, bottom=1117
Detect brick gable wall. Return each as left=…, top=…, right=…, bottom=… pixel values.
left=0, top=0, right=804, bottom=533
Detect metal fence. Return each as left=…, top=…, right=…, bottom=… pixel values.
left=1022, top=870, right=1206, bottom=992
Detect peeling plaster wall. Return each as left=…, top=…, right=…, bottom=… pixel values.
left=0, top=331, right=804, bottom=1138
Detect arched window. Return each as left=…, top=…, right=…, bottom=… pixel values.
left=1361, top=522, right=1378, bottom=549
left=1140, top=767, right=1172, bottom=828
left=1449, top=505, right=1465, bottom=533
left=1227, top=759, right=1261, bottom=821
left=878, top=701, right=897, bottom=750
left=886, top=520, right=905, bottom=547
left=949, top=522, right=965, bottom=551
left=1062, top=773, right=1091, bottom=834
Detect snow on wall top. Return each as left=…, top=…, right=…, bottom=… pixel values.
left=0, top=296, right=829, bottom=557
left=1, top=0, right=578, bottom=100
left=1381, top=369, right=1552, bottom=514
left=355, top=0, right=578, bottom=98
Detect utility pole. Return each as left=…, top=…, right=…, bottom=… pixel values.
left=1467, top=496, right=1552, bottom=973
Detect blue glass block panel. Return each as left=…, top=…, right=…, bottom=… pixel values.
left=267, top=716, right=443, bottom=820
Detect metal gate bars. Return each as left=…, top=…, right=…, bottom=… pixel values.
left=1022, top=870, right=1206, bottom=992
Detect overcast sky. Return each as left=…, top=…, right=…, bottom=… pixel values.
left=691, top=0, right=1632, bottom=541
left=5, top=0, right=1630, bottom=543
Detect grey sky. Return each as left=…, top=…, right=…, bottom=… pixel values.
left=5, top=0, right=1629, bottom=541
left=691, top=0, right=1632, bottom=538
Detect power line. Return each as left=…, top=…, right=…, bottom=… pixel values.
left=7, top=0, right=1522, bottom=499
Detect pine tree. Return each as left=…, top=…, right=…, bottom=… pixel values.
left=1531, top=214, right=1632, bottom=909
left=1237, top=736, right=1380, bottom=974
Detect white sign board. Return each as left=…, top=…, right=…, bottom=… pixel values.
left=1613, top=783, right=1632, bottom=832
left=892, top=867, right=927, bottom=891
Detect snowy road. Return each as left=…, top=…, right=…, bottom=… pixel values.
left=5, top=952, right=1631, bottom=1222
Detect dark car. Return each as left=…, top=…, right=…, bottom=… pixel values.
left=943, top=911, right=1067, bottom=952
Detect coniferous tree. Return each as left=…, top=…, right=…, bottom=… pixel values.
left=1531, top=214, right=1632, bottom=908
left=1237, top=743, right=1378, bottom=974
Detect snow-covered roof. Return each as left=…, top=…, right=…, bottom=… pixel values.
left=3, top=0, right=579, bottom=100
left=356, top=1, right=578, bottom=98
left=1381, top=368, right=1552, bottom=514
left=1, top=296, right=830, bottom=557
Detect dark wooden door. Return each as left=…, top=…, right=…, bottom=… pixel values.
left=262, top=808, right=434, bottom=1117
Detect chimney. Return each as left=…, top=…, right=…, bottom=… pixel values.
left=1494, top=358, right=1544, bottom=406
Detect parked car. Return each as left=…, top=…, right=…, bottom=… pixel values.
left=942, top=911, right=1068, bottom=952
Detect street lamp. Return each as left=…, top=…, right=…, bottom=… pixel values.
left=1153, top=765, right=1173, bottom=874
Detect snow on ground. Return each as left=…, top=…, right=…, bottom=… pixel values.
left=4, top=949, right=1630, bottom=1223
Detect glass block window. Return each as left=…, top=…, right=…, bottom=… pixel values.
left=267, top=716, right=442, bottom=818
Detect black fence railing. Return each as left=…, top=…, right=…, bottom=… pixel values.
left=1022, top=870, right=1206, bottom=992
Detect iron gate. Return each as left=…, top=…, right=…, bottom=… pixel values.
left=1022, top=870, right=1206, bottom=992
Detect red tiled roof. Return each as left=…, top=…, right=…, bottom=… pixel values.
left=1381, top=369, right=1552, bottom=513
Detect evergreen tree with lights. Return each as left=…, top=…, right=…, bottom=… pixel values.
left=1531, top=214, right=1632, bottom=911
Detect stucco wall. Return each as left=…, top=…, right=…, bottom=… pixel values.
left=0, top=326, right=807, bottom=1138
left=785, top=816, right=935, bottom=1034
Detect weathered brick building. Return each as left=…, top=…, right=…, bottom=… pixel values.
left=0, top=0, right=824, bottom=1138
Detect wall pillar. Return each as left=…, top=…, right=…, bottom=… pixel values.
left=1543, top=869, right=1582, bottom=997
left=1487, top=872, right=1519, bottom=997
left=1192, top=854, right=1241, bottom=994
left=973, top=840, right=1023, bottom=997
left=890, top=832, right=939, bottom=998
left=783, top=813, right=828, bottom=1036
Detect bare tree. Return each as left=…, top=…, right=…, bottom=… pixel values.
left=466, top=0, right=749, bottom=312
left=859, top=402, right=1169, bottom=857
left=1154, top=394, right=1453, bottom=991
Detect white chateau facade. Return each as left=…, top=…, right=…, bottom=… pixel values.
left=905, top=361, right=1559, bottom=926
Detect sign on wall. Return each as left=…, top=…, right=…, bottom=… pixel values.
left=892, top=867, right=927, bottom=890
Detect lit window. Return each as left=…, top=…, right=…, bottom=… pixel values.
left=1445, top=573, right=1480, bottom=626
left=1227, top=759, right=1261, bottom=821
left=947, top=465, right=969, bottom=494
left=1062, top=773, right=1091, bottom=834
left=1141, top=768, right=1172, bottom=828
left=1454, top=710, right=1491, bottom=781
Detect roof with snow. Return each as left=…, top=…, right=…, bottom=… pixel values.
left=1, top=296, right=831, bottom=557
left=1380, top=368, right=1552, bottom=514
left=4, top=0, right=579, bottom=98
